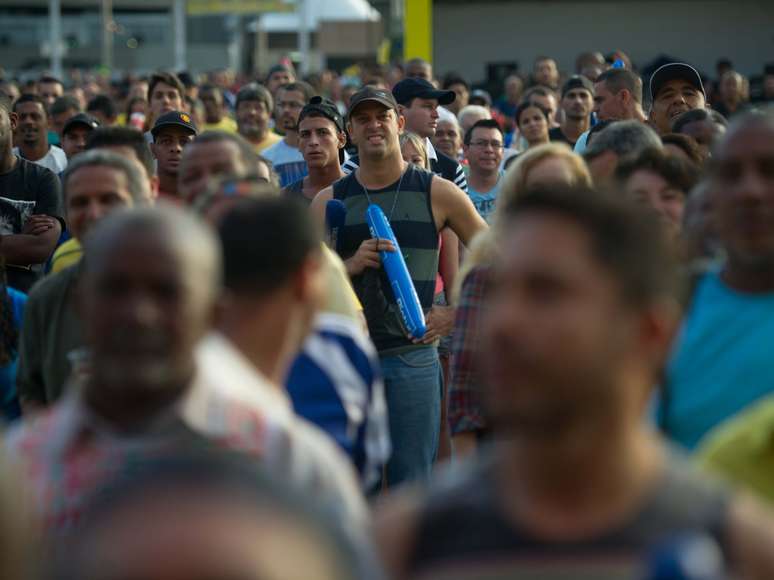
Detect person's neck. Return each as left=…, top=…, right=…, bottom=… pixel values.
left=561, top=116, right=590, bottom=141
left=357, top=151, right=406, bottom=189
left=283, top=130, right=299, bottom=148
left=497, top=416, right=664, bottom=541
left=243, top=128, right=268, bottom=146
left=721, top=260, right=774, bottom=293
left=206, top=115, right=222, bottom=125
left=217, top=295, right=300, bottom=386
left=19, top=139, right=49, bottom=162
left=468, top=168, right=499, bottom=192
left=158, top=171, right=178, bottom=196
left=307, top=163, right=344, bottom=191
left=0, top=145, right=17, bottom=174
left=84, top=374, right=191, bottom=434
left=528, top=137, right=550, bottom=149
left=721, top=96, right=739, bottom=111
left=626, top=105, right=647, bottom=123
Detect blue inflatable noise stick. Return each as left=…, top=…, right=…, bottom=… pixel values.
left=365, top=204, right=427, bottom=339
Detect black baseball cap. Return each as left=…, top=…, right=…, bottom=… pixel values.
left=650, top=63, right=706, bottom=100
left=392, top=78, right=455, bottom=106
left=561, top=75, right=595, bottom=98
left=151, top=110, right=198, bottom=138
left=347, top=86, right=399, bottom=119
left=62, top=113, right=99, bottom=136
left=299, top=96, right=344, bottom=132
left=469, top=89, right=492, bottom=107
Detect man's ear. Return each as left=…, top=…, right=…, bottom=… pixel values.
left=337, top=131, right=347, bottom=149
left=291, top=252, right=323, bottom=304
left=9, top=112, right=17, bottom=131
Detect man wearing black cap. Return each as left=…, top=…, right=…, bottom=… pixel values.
left=60, top=113, right=99, bottom=161
left=283, top=97, right=346, bottom=206
left=649, top=63, right=707, bottom=135
left=310, top=86, right=487, bottom=486
left=342, top=78, right=468, bottom=193
left=549, top=76, right=594, bottom=148
left=150, top=111, right=197, bottom=202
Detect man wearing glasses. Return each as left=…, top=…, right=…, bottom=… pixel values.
left=263, top=81, right=314, bottom=187
left=463, top=119, right=505, bottom=224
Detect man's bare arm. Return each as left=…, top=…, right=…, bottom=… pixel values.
left=309, top=186, right=334, bottom=232
left=1, top=216, right=61, bottom=266
left=431, top=178, right=488, bottom=247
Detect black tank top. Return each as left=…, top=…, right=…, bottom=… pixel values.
left=333, top=164, right=438, bottom=354
left=408, top=449, right=731, bottom=579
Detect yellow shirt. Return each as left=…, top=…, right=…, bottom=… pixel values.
left=50, top=238, right=83, bottom=274
left=697, top=394, right=774, bottom=504
left=321, top=245, right=362, bottom=319
left=253, top=131, right=282, bottom=154
left=203, top=117, right=238, bottom=134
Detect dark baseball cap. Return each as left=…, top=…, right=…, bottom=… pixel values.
left=62, top=113, right=99, bottom=135
left=392, top=78, right=455, bottom=106
left=561, top=75, right=595, bottom=98
left=650, top=63, right=706, bottom=100
left=299, top=96, right=344, bottom=132
left=151, top=110, right=198, bottom=138
left=469, top=89, right=492, bottom=107
left=347, top=86, right=399, bottom=119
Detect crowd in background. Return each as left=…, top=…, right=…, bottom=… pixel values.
left=0, top=47, right=774, bottom=578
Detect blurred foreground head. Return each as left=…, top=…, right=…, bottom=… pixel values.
left=49, top=450, right=361, bottom=580
left=483, top=185, right=681, bottom=438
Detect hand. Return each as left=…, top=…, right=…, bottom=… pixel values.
left=412, top=305, right=456, bottom=344
left=345, top=237, right=396, bottom=276
left=22, top=215, right=57, bottom=236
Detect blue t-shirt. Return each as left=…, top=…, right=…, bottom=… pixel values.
left=660, top=270, right=774, bottom=450
left=467, top=175, right=502, bottom=225
left=262, top=139, right=308, bottom=188
left=0, top=287, right=27, bottom=421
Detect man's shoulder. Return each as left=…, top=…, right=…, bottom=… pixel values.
left=1, top=156, right=56, bottom=187
left=27, top=263, right=81, bottom=306
left=433, top=150, right=461, bottom=173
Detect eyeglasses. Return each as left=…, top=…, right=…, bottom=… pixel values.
left=469, top=140, right=504, bottom=150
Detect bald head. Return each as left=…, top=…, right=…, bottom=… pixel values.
left=82, top=205, right=221, bottom=399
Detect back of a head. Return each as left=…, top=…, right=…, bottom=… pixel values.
left=218, top=197, right=320, bottom=296
left=616, top=146, right=699, bottom=193
left=584, top=120, right=662, bottom=162
left=672, top=108, right=728, bottom=133
left=87, top=95, right=117, bottom=119
left=85, top=126, right=155, bottom=179
left=83, top=204, right=221, bottom=302
left=190, top=130, right=265, bottom=175
left=596, top=68, right=643, bottom=104
left=457, top=105, right=491, bottom=129
left=501, top=184, right=682, bottom=308
left=50, top=95, right=81, bottom=117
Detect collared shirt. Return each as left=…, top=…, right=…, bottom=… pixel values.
left=449, top=265, right=491, bottom=437
left=698, top=394, right=774, bottom=504
left=8, top=343, right=368, bottom=533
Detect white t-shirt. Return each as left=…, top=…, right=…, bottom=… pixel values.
left=13, top=146, right=67, bottom=174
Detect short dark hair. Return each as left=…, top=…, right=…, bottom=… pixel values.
left=514, top=101, right=550, bottom=127
left=12, top=94, right=47, bottom=116
left=86, top=95, right=117, bottom=120
left=50, top=95, right=81, bottom=117
left=501, top=184, right=682, bottom=308
left=596, top=69, right=643, bottom=104
left=218, top=197, right=321, bottom=296
left=523, top=85, right=555, bottom=102
left=235, top=83, right=273, bottom=112
left=148, top=72, right=185, bottom=102
left=672, top=108, right=728, bottom=133
left=85, top=126, right=154, bottom=179
left=464, top=118, right=503, bottom=145
left=660, top=133, right=705, bottom=166
left=616, top=146, right=699, bottom=193
left=199, top=83, right=222, bottom=98
left=278, top=81, right=314, bottom=103
left=190, top=131, right=266, bottom=175
left=38, top=75, right=63, bottom=87
left=442, top=75, right=469, bottom=91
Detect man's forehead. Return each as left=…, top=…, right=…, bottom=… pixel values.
left=278, top=89, right=304, bottom=101
left=15, top=101, right=45, bottom=114
left=153, top=82, right=179, bottom=94
left=299, top=115, right=336, bottom=131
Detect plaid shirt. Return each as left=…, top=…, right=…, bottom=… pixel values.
left=448, top=266, right=491, bottom=436
left=7, top=346, right=368, bottom=534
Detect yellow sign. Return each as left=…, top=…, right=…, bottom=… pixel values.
left=187, top=0, right=294, bottom=16
left=404, top=0, right=432, bottom=63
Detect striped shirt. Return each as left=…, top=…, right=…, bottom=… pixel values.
left=342, top=138, right=468, bottom=192
left=287, top=313, right=391, bottom=491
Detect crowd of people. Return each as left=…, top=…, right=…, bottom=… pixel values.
left=0, top=48, right=774, bottom=578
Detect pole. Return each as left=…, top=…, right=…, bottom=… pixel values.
left=298, top=0, right=311, bottom=76
left=173, top=0, right=186, bottom=71
left=49, top=0, right=62, bottom=78
left=403, top=0, right=432, bottom=64
left=101, top=0, right=113, bottom=72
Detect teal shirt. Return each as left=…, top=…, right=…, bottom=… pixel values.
left=467, top=174, right=502, bottom=225
left=661, top=270, right=774, bottom=450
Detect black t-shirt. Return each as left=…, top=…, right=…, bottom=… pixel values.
left=0, top=157, right=63, bottom=290
left=548, top=126, right=575, bottom=148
